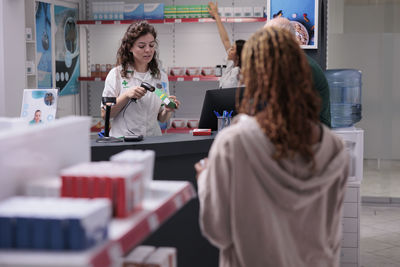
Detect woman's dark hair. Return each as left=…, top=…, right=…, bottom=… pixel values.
left=238, top=27, right=321, bottom=166
left=235, top=39, right=245, bottom=68
left=116, top=21, right=160, bottom=79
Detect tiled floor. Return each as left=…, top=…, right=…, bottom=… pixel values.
left=362, top=159, right=400, bottom=199
left=361, top=205, right=400, bottom=266
left=360, top=159, right=400, bottom=266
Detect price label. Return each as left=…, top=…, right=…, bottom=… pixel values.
left=199, top=18, right=206, bottom=23
left=175, top=19, right=182, bottom=23
left=94, top=77, right=101, bottom=81
left=95, top=21, right=101, bottom=25
left=234, top=18, right=243, bottom=23
left=114, top=21, right=121, bottom=25
left=177, top=77, right=184, bottom=82
left=148, top=214, right=159, bottom=231
left=192, top=77, right=200, bottom=81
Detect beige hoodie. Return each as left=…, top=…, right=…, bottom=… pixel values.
left=198, top=115, right=349, bottom=267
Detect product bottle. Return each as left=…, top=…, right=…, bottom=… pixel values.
left=215, top=65, right=222, bottom=77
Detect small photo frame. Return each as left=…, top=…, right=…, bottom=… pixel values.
left=267, top=0, right=318, bottom=49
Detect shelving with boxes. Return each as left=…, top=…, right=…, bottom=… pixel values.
left=0, top=117, right=196, bottom=267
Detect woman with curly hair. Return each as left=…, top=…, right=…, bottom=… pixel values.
left=195, top=27, right=349, bottom=267
left=101, top=21, right=180, bottom=137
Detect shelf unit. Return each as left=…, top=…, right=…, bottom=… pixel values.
left=0, top=180, right=196, bottom=267
left=79, top=75, right=219, bottom=82
left=77, top=17, right=266, bottom=25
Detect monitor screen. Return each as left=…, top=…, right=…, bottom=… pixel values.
left=198, top=87, right=244, bottom=131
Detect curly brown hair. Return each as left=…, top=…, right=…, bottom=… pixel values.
left=116, top=21, right=160, bottom=79
left=238, top=27, right=321, bottom=164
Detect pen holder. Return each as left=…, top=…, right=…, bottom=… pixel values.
left=217, top=116, right=231, bottom=132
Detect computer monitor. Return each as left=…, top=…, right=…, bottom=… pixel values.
left=198, top=87, right=245, bottom=131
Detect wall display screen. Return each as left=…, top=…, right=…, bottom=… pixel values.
left=267, top=0, right=318, bottom=49
left=35, top=2, right=53, bottom=88
left=54, top=5, right=80, bottom=96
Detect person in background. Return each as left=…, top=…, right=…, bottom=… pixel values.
left=30, top=110, right=42, bottom=124
left=265, top=17, right=331, bottom=127
left=101, top=21, right=180, bottom=137
left=195, top=27, right=349, bottom=267
left=208, top=2, right=245, bottom=88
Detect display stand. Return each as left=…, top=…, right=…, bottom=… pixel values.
left=0, top=181, right=196, bottom=267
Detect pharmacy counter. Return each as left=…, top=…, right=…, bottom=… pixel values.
left=91, top=133, right=219, bottom=267
left=91, top=133, right=216, bottom=185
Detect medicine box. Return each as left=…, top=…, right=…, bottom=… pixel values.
left=61, top=161, right=145, bottom=218
left=0, top=197, right=110, bottom=250
left=176, top=5, right=190, bottom=18
left=253, top=6, right=265, bottom=17
left=233, top=7, right=243, bottom=17
left=188, top=5, right=203, bottom=18
left=243, top=7, right=253, bottom=17
left=224, top=7, right=233, bottom=17
left=144, top=3, right=164, bottom=20
left=124, top=3, right=144, bottom=20
left=164, top=5, right=176, bottom=19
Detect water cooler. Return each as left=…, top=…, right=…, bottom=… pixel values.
left=326, top=69, right=364, bottom=267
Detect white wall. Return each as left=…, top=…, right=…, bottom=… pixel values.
left=0, top=1, right=5, bottom=116
left=2, top=0, right=26, bottom=117
left=328, top=2, right=400, bottom=159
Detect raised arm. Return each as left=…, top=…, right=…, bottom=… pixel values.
left=208, top=2, right=231, bottom=52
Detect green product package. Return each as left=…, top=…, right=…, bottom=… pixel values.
left=189, top=5, right=202, bottom=18
left=176, top=5, right=190, bottom=18
left=154, top=88, right=177, bottom=109
left=164, top=6, right=176, bottom=19
left=201, top=5, right=211, bottom=18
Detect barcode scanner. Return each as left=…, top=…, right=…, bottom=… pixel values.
left=132, top=82, right=155, bottom=102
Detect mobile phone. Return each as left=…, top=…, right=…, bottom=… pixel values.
left=123, top=135, right=144, bottom=142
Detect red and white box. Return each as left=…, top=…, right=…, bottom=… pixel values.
left=60, top=162, right=145, bottom=218
left=192, top=128, right=211, bottom=136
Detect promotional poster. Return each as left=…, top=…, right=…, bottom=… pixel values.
left=20, top=89, right=58, bottom=125
left=54, top=5, right=80, bottom=95
left=268, top=0, right=318, bottom=48
left=36, top=2, right=53, bottom=88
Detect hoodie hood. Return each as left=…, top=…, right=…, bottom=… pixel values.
left=231, top=115, right=349, bottom=210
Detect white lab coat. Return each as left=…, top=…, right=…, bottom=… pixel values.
left=219, top=59, right=240, bottom=89
left=102, top=66, right=169, bottom=137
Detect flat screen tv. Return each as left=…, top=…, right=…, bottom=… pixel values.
left=198, top=87, right=245, bottom=131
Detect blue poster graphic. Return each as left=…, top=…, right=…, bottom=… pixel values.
left=36, top=2, right=53, bottom=88
left=270, top=0, right=317, bottom=48
left=54, top=5, right=80, bottom=96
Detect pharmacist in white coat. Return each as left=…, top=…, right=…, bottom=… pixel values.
left=101, top=21, right=180, bottom=137
left=208, top=2, right=245, bottom=89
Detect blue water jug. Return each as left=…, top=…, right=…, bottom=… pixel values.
left=325, top=69, right=362, bottom=128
